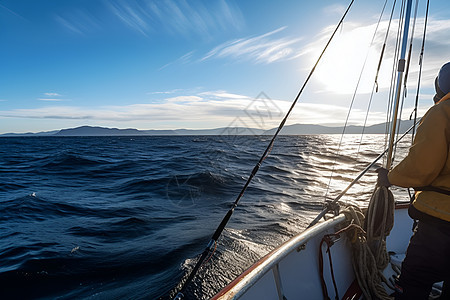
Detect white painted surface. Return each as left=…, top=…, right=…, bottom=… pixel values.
left=214, top=206, right=413, bottom=300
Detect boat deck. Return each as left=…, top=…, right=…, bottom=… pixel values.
left=213, top=204, right=420, bottom=300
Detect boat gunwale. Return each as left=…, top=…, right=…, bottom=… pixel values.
left=213, top=203, right=410, bottom=299
left=212, top=213, right=347, bottom=299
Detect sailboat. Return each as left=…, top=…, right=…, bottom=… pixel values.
left=171, top=0, right=444, bottom=299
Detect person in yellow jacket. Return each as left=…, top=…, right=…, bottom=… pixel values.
left=377, top=61, right=450, bottom=300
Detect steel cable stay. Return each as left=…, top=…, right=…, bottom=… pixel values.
left=403, top=0, right=421, bottom=99
left=322, top=0, right=417, bottom=211
left=392, top=0, right=419, bottom=162
left=411, top=0, right=430, bottom=141
left=323, top=0, right=390, bottom=205
left=354, top=0, right=416, bottom=297
left=405, top=0, right=429, bottom=209
left=386, top=0, right=416, bottom=169
left=170, top=0, right=356, bottom=299
left=375, top=0, right=399, bottom=94
left=384, top=0, right=408, bottom=159
left=358, top=0, right=398, bottom=159
left=392, top=0, right=421, bottom=163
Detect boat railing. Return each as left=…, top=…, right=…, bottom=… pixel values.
left=212, top=214, right=346, bottom=299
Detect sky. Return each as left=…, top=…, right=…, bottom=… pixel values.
left=1, top=0, right=450, bottom=134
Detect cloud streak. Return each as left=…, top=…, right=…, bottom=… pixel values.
left=106, top=0, right=244, bottom=38
left=44, top=92, right=62, bottom=97
left=0, top=90, right=400, bottom=129
left=193, top=15, right=450, bottom=76
left=53, top=0, right=244, bottom=38
left=37, top=99, right=66, bottom=102
left=201, top=27, right=304, bottom=64
left=54, top=10, right=101, bottom=35
left=159, top=51, right=195, bottom=70
left=0, top=3, right=28, bottom=21
left=37, top=92, right=67, bottom=102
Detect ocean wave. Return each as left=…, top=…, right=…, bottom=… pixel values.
left=0, top=135, right=411, bottom=299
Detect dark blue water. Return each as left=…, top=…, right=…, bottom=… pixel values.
left=0, top=135, right=409, bottom=299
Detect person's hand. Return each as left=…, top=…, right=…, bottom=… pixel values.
left=376, top=167, right=391, bottom=187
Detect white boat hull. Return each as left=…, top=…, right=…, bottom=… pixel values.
left=213, top=204, right=413, bottom=300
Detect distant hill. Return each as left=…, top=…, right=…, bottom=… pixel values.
left=55, top=126, right=144, bottom=136
left=53, top=126, right=266, bottom=136
left=266, top=120, right=415, bottom=135
left=1, top=120, right=417, bottom=137
left=1, top=130, right=60, bottom=137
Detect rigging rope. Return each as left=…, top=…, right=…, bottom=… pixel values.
left=392, top=0, right=420, bottom=162
left=412, top=0, right=430, bottom=141
left=171, top=1, right=356, bottom=298
left=375, top=0, right=398, bottom=94
left=324, top=0, right=389, bottom=205
left=343, top=0, right=416, bottom=299
left=403, top=0, right=420, bottom=99
left=358, top=0, right=398, bottom=158
left=384, top=0, right=406, bottom=166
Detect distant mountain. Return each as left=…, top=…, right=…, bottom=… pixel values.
left=1, top=130, right=60, bottom=137
left=55, top=126, right=143, bottom=136
left=1, top=120, right=417, bottom=137
left=266, top=119, right=415, bottom=135
left=171, top=127, right=266, bottom=135
left=53, top=126, right=266, bottom=136
left=0, top=126, right=268, bottom=136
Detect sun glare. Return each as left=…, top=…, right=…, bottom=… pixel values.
left=314, top=24, right=379, bottom=94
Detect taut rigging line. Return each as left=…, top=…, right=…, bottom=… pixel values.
left=171, top=0, right=356, bottom=299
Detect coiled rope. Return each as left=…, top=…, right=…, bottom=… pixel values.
left=362, top=186, right=395, bottom=299
left=338, top=187, right=395, bottom=300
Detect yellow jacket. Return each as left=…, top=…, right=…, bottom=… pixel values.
left=388, top=93, right=450, bottom=222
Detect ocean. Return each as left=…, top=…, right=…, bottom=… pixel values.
left=0, top=135, right=411, bottom=299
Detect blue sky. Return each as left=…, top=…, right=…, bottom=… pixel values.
left=1, top=0, right=449, bottom=134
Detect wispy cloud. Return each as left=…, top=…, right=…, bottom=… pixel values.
left=44, top=92, right=62, bottom=97
left=106, top=0, right=244, bottom=38
left=0, top=91, right=267, bottom=123
left=108, top=0, right=151, bottom=36
left=37, top=99, right=66, bottom=102
left=159, top=51, right=195, bottom=70
left=0, top=90, right=402, bottom=129
left=147, top=89, right=182, bottom=95
left=201, top=27, right=304, bottom=64
left=54, top=10, right=101, bottom=35
left=37, top=92, right=67, bottom=102
left=199, top=90, right=252, bottom=100
left=55, top=16, right=83, bottom=35
left=322, top=4, right=347, bottom=16
left=0, top=3, right=27, bottom=21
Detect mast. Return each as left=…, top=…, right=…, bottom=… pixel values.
left=386, top=0, right=414, bottom=169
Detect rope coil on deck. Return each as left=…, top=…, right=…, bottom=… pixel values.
left=337, top=186, right=395, bottom=300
